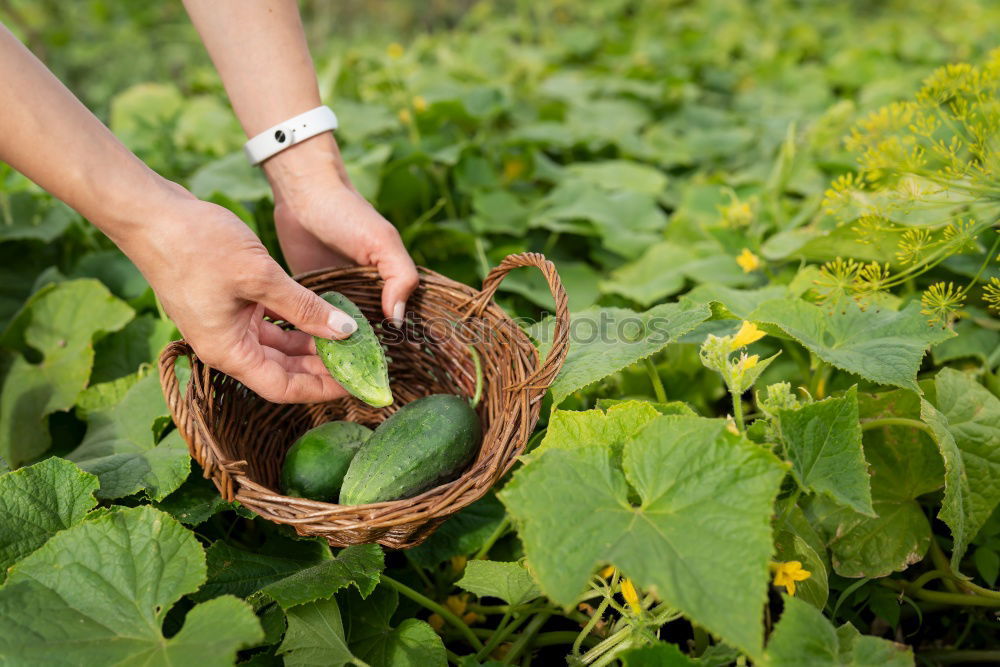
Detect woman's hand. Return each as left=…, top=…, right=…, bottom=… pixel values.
left=123, top=190, right=358, bottom=404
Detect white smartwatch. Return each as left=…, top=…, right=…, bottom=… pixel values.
left=243, top=105, right=339, bottom=166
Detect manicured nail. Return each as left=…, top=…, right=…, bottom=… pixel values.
left=328, top=311, right=357, bottom=337
left=392, top=301, right=406, bottom=327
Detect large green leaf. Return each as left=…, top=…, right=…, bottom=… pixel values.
left=262, top=544, right=384, bottom=609
left=748, top=298, right=953, bottom=392
left=278, top=596, right=356, bottom=667
left=67, top=373, right=190, bottom=501
left=0, top=457, right=98, bottom=574
left=90, top=314, right=176, bottom=384
left=620, top=643, right=696, bottom=666
left=763, top=596, right=912, bottom=666
left=0, top=280, right=133, bottom=467
left=921, top=369, right=1000, bottom=567
left=342, top=586, right=447, bottom=667
left=601, top=242, right=756, bottom=307
left=457, top=560, right=541, bottom=606
left=529, top=301, right=710, bottom=405
left=0, top=506, right=262, bottom=665
left=778, top=387, right=874, bottom=516
left=406, top=493, right=507, bottom=568
left=501, top=414, right=787, bottom=658
left=566, top=160, right=668, bottom=195
left=535, top=400, right=663, bottom=463
left=806, top=390, right=940, bottom=578
left=195, top=537, right=329, bottom=601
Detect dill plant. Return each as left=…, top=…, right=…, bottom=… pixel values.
left=821, top=52, right=1000, bottom=324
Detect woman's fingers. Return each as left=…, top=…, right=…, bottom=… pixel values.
left=259, top=319, right=316, bottom=356
left=234, top=350, right=346, bottom=403
left=372, top=225, right=419, bottom=326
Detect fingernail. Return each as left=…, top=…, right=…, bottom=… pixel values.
left=392, top=301, right=406, bottom=327
left=328, top=311, right=358, bottom=337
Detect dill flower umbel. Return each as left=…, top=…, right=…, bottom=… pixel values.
left=985, top=277, right=1000, bottom=315
left=921, top=282, right=966, bottom=326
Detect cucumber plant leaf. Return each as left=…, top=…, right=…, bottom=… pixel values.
left=406, top=493, right=506, bottom=568
left=0, top=457, right=98, bottom=574
left=262, top=544, right=385, bottom=609
left=778, top=386, right=874, bottom=516
left=534, top=400, right=663, bottom=463
left=195, top=537, right=330, bottom=601
left=90, top=314, right=176, bottom=384
left=920, top=368, right=1000, bottom=567
left=619, top=642, right=697, bottom=666
left=341, top=586, right=448, bottom=667
left=529, top=300, right=710, bottom=406
left=0, top=279, right=133, bottom=467
left=748, top=298, right=953, bottom=392
left=807, top=390, right=942, bottom=578
left=67, top=373, right=190, bottom=501
left=155, top=473, right=233, bottom=525
left=601, top=241, right=756, bottom=307
left=764, top=596, right=913, bottom=667
left=457, top=560, right=541, bottom=606
left=278, top=596, right=356, bottom=667
left=501, top=414, right=787, bottom=658
left=0, top=506, right=262, bottom=665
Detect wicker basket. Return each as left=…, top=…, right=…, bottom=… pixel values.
left=157, top=252, right=569, bottom=548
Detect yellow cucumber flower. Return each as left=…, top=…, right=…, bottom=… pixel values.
left=413, top=95, right=428, bottom=112
left=772, top=561, right=812, bottom=596
left=387, top=42, right=404, bottom=59
left=598, top=565, right=616, bottom=579
left=620, top=578, right=642, bottom=613
left=736, top=248, right=761, bottom=273
left=731, top=321, right=766, bottom=349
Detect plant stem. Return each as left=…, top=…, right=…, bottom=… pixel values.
left=916, top=650, right=1000, bottom=664
left=501, top=612, right=551, bottom=665
left=643, top=358, right=667, bottom=403
left=574, top=572, right=619, bottom=657
left=476, top=609, right=519, bottom=660
left=731, top=390, right=744, bottom=431
left=928, top=536, right=961, bottom=594
left=381, top=576, right=485, bottom=651
left=860, top=417, right=934, bottom=437
left=880, top=580, right=1000, bottom=608
left=474, top=517, right=510, bottom=560
left=961, top=233, right=1000, bottom=295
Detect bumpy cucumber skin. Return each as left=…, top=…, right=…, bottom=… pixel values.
left=314, top=291, right=393, bottom=408
left=339, top=395, right=482, bottom=505
left=281, top=421, right=373, bottom=501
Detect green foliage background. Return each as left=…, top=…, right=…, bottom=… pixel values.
left=1, top=1, right=999, bottom=665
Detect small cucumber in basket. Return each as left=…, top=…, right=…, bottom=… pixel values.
left=339, top=347, right=484, bottom=505
left=281, top=421, right=373, bottom=501
left=314, top=291, right=393, bottom=408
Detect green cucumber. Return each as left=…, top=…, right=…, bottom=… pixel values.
left=314, top=291, right=393, bottom=408
left=281, top=421, right=373, bottom=501
left=339, top=394, right=482, bottom=505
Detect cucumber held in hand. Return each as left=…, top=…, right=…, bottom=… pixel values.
left=281, top=421, right=373, bottom=501
left=339, top=394, right=482, bottom=505
left=314, top=291, right=393, bottom=408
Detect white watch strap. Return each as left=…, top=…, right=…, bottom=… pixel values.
left=244, top=105, right=339, bottom=166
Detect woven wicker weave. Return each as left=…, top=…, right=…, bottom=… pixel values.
left=158, top=252, right=569, bottom=548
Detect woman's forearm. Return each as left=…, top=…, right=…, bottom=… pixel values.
left=0, top=23, right=183, bottom=247
left=181, top=0, right=341, bottom=197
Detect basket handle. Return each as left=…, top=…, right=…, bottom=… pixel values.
left=158, top=340, right=236, bottom=500
left=464, top=252, right=570, bottom=391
